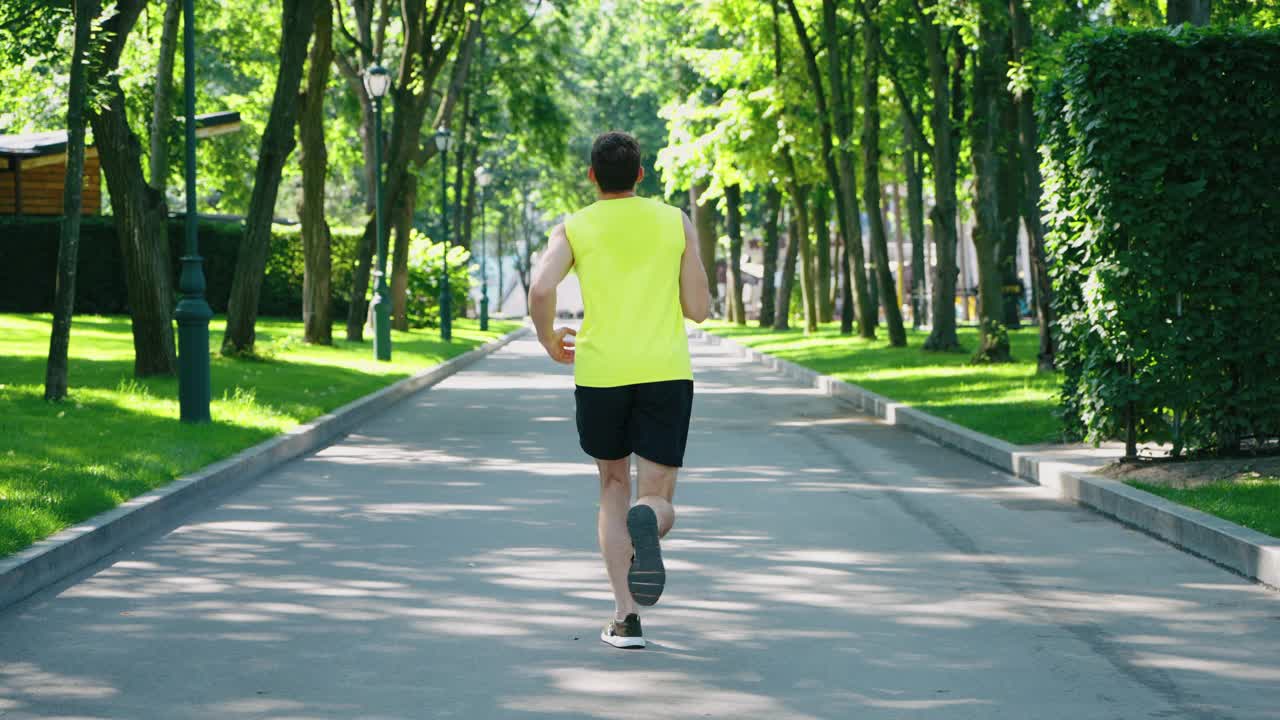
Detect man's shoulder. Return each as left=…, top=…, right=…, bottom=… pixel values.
left=638, top=197, right=685, bottom=222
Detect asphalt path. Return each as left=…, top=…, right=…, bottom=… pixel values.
left=2, top=333, right=1279, bottom=719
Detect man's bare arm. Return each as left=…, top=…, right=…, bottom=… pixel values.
left=529, top=223, right=577, bottom=364
left=680, top=212, right=711, bottom=323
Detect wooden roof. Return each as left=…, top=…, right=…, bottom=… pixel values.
left=0, top=111, right=241, bottom=159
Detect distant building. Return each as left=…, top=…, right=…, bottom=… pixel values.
left=0, top=111, right=241, bottom=218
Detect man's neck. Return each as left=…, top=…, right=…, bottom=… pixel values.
left=598, top=190, right=637, bottom=201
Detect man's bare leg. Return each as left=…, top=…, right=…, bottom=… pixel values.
left=625, top=455, right=677, bottom=606
left=634, top=455, right=677, bottom=537
left=596, top=457, right=638, bottom=621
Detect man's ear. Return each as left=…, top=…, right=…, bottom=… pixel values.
left=636, top=166, right=645, bottom=186
left=588, top=166, right=597, bottom=188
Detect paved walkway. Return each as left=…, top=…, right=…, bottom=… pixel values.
left=3, top=335, right=1280, bottom=719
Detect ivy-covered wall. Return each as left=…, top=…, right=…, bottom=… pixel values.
left=1041, top=27, right=1280, bottom=455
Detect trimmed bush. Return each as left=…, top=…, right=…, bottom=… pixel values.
left=0, top=217, right=366, bottom=320
left=404, top=229, right=473, bottom=329
left=1041, top=27, right=1280, bottom=455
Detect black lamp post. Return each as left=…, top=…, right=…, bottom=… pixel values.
left=175, top=0, right=211, bottom=423
left=434, top=127, right=457, bottom=341
left=475, top=165, right=492, bottom=331
left=364, top=65, right=392, bottom=361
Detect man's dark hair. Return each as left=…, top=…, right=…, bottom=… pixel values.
left=590, top=131, right=642, bottom=193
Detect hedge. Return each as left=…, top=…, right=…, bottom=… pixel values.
left=0, top=217, right=364, bottom=319
left=1041, top=27, right=1280, bottom=455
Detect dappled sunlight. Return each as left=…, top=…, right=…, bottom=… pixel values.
left=505, top=668, right=827, bottom=720
left=4, top=325, right=1280, bottom=718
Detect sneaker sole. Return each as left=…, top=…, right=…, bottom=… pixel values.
left=600, top=628, right=646, bottom=649
left=627, top=505, right=665, bottom=606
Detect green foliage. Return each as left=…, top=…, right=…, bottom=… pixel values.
left=1041, top=27, right=1280, bottom=455
left=404, top=230, right=473, bottom=329
left=0, top=218, right=364, bottom=319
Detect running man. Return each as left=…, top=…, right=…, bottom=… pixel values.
left=528, top=131, right=710, bottom=650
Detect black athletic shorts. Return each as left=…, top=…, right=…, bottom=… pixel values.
left=575, top=380, right=694, bottom=468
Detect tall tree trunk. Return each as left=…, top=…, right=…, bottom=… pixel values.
left=840, top=228, right=854, bottom=334
left=89, top=0, right=176, bottom=376
left=828, top=222, right=840, bottom=315
left=299, top=0, right=333, bottom=345
left=920, top=0, right=963, bottom=351
left=859, top=0, right=906, bottom=346
left=786, top=0, right=873, bottom=337
left=453, top=94, right=469, bottom=247
left=997, top=58, right=1023, bottom=331
left=45, top=0, right=100, bottom=400
left=1167, top=0, right=1211, bottom=25
left=449, top=96, right=471, bottom=321
left=223, top=0, right=319, bottom=355
left=774, top=204, right=798, bottom=331
left=148, top=0, right=181, bottom=193
left=760, top=185, right=781, bottom=327
left=893, top=182, right=906, bottom=325
left=969, top=7, right=1012, bottom=363
left=904, top=112, right=927, bottom=329
left=691, top=181, right=718, bottom=309
left=391, top=174, right=416, bottom=330
left=786, top=181, right=817, bottom=334
left=725, top=184, right=746, bottom=325
left=1010, top=0, right=1055, bottom=370
left=461, top=145, right=478, bottom=251
left=813, top=188, right=832, bottom=323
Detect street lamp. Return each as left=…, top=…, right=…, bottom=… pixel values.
left=175, top=0, right=211, bottom=423
left=364, top=64, right=391, bottom=361
left=475, top=165, right=493, bottom=331
left=434, top=126, right=457, bottom=341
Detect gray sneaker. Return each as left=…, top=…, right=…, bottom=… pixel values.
left=627, top=505, right=666, bottom=606
left=600, top=613, right=645, bottom=649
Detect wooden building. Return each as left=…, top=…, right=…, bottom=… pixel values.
left=0, top=111, right=240, bottom=217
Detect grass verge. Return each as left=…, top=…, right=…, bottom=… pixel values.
left=702, top=321, right=1062, bottom=446
left=1131, top=476, right=1280, bottom=539
left=0, top=313, right=520, bottom=558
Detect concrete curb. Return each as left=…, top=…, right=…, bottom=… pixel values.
left=0, top=325, right=531, bottom=611
left=692, top=328, right=1280, bottom=588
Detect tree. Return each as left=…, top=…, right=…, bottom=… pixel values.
left=148, top=0, right=181, bottom=195
left=43, top=0, right=99, bottom=400
left=1008, top=0, right=1056, bottom=370
left=299, top=0, right=334, bottom=345
left=813, top=187, right=832, bottom=322
left=902, top=112, right=927, bottom=329
left=857, top=0, right=907, bottom=346
left=968, top=0, right=1012, bottom=362
left=341, top=1, right=477, bottom=342
left=784, top=0, right=875, bottom=337
left=690, top=181, right=719, bottom=309
left=724, top=183, right=746, bottom=324
left=759, top=184, right=781, bottom=327
left=89, top=0, right=177, bottom=376
left=913, top=0, right=964, bottom=352
left=774, top=201, right=800, bottom=330
left=222, top=0, right=320, bottom=355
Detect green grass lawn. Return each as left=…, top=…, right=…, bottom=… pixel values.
left=703, top=321, right=1063, bottom=446
left=1133, top=477, right=1280, bottom=539
left=0, top=313, right=520, bottom=558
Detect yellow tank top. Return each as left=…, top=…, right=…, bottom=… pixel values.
left=565, top=196, right=693, bottom=388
